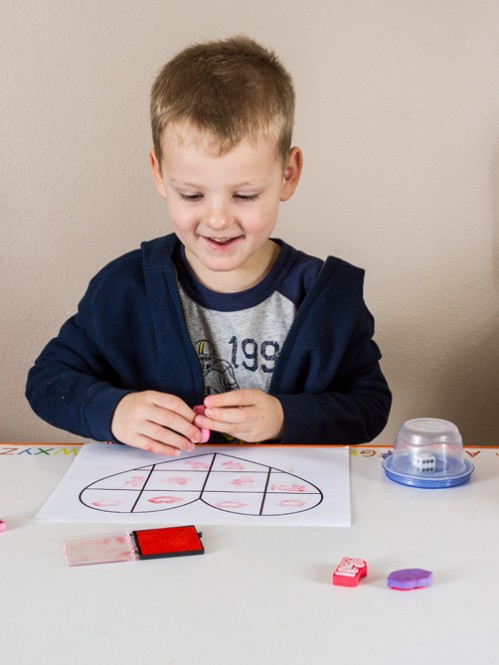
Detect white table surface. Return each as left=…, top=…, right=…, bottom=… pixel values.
left=1, top=443, right=497, bottom=665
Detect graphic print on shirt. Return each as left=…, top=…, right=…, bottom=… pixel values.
left=196, top=339, right=240, bottom=394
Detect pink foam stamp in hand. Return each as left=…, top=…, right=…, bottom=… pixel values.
left=387, top=568, right=433, bottom=591
left=332, top=557, right=368, bottom=587
left=193, top=406, right=210, bottom=443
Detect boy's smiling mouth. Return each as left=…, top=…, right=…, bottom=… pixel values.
left=211, top=237, right=235, bottom=244
left=204, top=236, right=242, bottom=247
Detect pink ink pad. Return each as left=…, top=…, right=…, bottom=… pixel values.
left=193, top=405, right=210, bottom=443
left=0, top=519, right=6, bottom=533
left=387, top=568, right=433, bottom=590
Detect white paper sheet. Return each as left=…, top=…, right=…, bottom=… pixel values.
left=36, top=443, right=351, bottom=527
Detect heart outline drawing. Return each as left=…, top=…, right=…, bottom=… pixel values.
left=79, top=452, right=324, bottom=516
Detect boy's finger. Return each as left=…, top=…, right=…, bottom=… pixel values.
left=203, top=405, right=254, bottom=426
left=204, top=389, right=256, bottom=409
left=149, top=391, right=196, bottom=421
left=137, top=402, right=202, bottom=445
left=131, top=434, right=186, bottom=457
left=146, top=421, right=198, bottom=450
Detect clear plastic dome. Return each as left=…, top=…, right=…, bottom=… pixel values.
left=382, top=418, right=473, bottom=488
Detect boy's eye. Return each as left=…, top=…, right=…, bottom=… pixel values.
left=178, top=192, right=260, bottom=202
left=179, top=193, right=203, bottom=202
left=234, top=193, right=260, bottom=202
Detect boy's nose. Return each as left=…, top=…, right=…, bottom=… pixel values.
left=204, top=204, right=232, bottom=229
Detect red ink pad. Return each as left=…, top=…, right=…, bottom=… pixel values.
left=133, top=526, right=204, bottom=559
left=64, top=525, right=204, bottom=566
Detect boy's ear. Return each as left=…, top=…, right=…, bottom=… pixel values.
left=149, top=148, right=167, bottom=199
left=280, top=147, right=303, bottom=201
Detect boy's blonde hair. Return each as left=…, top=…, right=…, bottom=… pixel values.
left=150, top=35, right=295, bottom=167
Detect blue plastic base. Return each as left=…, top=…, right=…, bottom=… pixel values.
left=382, top=454, right=474, bottom=488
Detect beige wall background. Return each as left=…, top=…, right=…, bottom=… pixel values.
left=2, top=0, right=499, bottom=445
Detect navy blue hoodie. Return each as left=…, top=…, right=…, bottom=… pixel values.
left=26, top=234, right=391, bottom=444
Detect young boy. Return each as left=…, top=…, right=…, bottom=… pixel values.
left=26, top=36, right=391, bottom=457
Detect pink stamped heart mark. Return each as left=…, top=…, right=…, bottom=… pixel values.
left=193, top=405, right=211, bottom=443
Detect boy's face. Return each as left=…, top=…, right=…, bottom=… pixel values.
left=150, top=124, right=302, bottom=292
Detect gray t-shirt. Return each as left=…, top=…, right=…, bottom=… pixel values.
left=174, top=240, right=323, bottom=396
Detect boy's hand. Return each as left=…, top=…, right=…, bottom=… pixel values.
left=111, top=391, right=204, bottom=456
left=194, top=389, right=284, bottom=443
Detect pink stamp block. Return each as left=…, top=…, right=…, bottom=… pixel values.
left=332, top=557, right=368, bottom=587
left=193, top=405, right=210, bottom=443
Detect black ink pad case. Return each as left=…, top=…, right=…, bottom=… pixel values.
left=64, top=525, right=204, bottom=566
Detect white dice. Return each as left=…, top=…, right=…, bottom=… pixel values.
left=413, top=453, right=436, bottom=472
